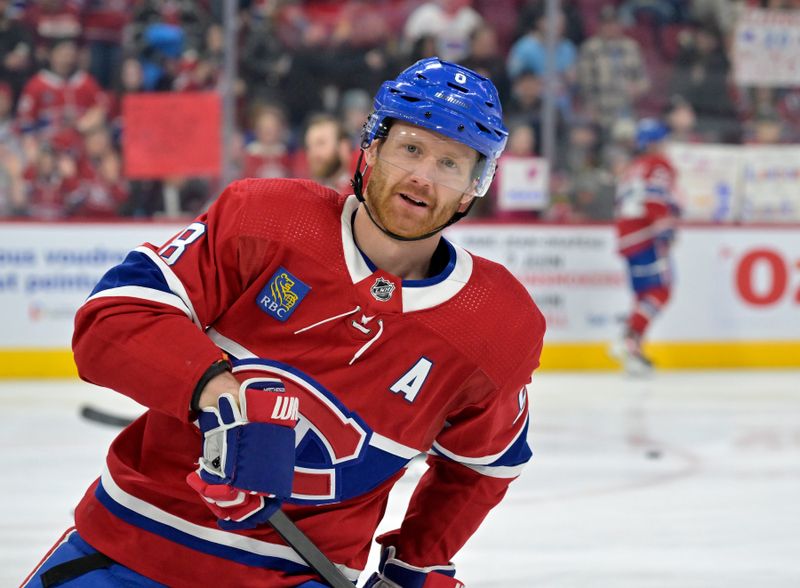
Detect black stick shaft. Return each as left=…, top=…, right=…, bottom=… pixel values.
left=267, top=509, right=353, bottom=588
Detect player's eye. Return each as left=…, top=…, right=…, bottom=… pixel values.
left=440, top=158, right=458, bottom=171
left=403, top=143, right=419, bottom=155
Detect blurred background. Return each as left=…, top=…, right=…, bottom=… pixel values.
left=1, top=2, right=799, bottom=586
left=1, top=0, right=799, bottom=374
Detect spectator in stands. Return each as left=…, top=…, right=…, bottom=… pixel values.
left=16, top=37, right=108, bottom=148
left=0, top=0, right=35, bottom=107
left=242, top=103, right=294, bottom=180
left=462, top=24, right=510, bottom=105
left=22, top=0, right=82, bottom=63
left=403, top=0, right=484, bottom=62
left=564, top=118, right=615, bottom=221
left=21, top=141, right=81, bottom=219
left=513, top=0, right=585, bottom=47
left=669, top=20, right=740, bottom=142
left=577, top=5, right=650, bottom=133
left=174, top=23, right=223, bottom=92
left=507, top=6, right=577, bottom=119
left=618, top=0, right=691, bottom=57
left=81, top=0, right=132, bottom=90
left=240, top=6, right=292, bottom=107
left=339, top=88, right=372, bottom=148
left=775, top=88, right=800, bottom=142
left=690, top=0, right=746, bottom=39
left=302, top=112, right=353, bottom=195
left=69, top=123, right=129, bottom=217
left=505, top=70, right=569, bottom=167
left=664, top=95, right=702, bottom=143
left=129, top=0, right=210, bottom=58
left=745, top=114, right=785, bottom=144
left=0, top=82, right=26, bottom=215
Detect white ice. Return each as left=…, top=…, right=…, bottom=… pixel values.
left=3, top=371, right=799, bottom=587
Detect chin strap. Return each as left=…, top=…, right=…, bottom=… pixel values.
left=350, top=151, right=475, bottom=243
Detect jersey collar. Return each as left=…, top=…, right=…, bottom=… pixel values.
left=340, top=195, right=473, bottom=312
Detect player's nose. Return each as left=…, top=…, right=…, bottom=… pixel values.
left=407, top=157, right=437, bottom=188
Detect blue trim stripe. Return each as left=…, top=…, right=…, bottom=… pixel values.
left=90, top=251, right=172, bottom=298
left=432, top=420, right=532, bottom=470
left=349, top=210, right=458, bottom=287
left=402, top=239, right=456, bottom=287
left=94, top=481, right=311, bottom=574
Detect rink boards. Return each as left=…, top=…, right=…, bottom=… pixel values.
left=1, top=221, right=798, bottom=376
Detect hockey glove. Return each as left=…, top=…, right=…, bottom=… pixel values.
left=186, top=468, right=279, bottom=530
left=196, top=377, right=299, bottom=497
left=363, top=546, right=464, bottom=588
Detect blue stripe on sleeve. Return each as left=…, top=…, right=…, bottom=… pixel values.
left=90, top=251, right=172, bottom=297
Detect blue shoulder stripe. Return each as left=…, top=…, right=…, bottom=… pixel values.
left=90, top=250, right=171, bottom=297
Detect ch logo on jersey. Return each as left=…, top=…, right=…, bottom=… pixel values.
left=371, top=277, right=396, bottom=302
left=257, top=267, right=310, bottom=322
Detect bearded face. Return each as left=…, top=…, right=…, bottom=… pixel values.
left=363, top=122, right=478, bottom=239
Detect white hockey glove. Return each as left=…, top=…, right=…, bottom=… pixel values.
left=363, top=546, right=464, bottom=588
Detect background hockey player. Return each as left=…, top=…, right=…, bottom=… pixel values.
left=23, top=58, right=544, bottom=587
left=611, top=117, right=680, bottom=375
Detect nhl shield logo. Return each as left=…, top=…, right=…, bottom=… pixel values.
left=371, top=277, right=396, bottom=302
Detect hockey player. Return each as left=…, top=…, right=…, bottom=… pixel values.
left=23, top=58, right=544, bottom=587
left=611, top=118, right=680, bottom=375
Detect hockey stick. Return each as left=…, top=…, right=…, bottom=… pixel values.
left=267, top=509, right=354, bottom=587
left=79, top=406, right=352, bottom=585
left=79, top=404, right=136, bottom=428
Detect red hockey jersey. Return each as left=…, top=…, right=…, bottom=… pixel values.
left=614, top=152, right=680, bottom=256
left=16, top=70, right=106, bottom=134
left=71, top=179, right=544, bottom=587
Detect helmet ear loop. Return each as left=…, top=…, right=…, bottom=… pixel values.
left=351, top=150, right=369, bottom=203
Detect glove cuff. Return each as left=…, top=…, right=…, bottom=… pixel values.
left=380, top=546, right=460, bottom=588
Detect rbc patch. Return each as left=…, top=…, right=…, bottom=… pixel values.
left=257, top=267, right=310, bottom=322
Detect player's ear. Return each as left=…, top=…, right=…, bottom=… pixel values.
left=363, top=141, right=380, bottom=167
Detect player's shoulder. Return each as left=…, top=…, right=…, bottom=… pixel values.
left=433, top=247, right=545, bottom=381
left=218, top=178, right=347, bottom=239
left=468, top=252, right=544, bottom=331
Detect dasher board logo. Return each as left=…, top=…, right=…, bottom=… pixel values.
left=371, top=277, right=396, bottom=302
left=257, top=267, right=310, bottom=322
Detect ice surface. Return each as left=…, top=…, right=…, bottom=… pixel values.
left=3, top=371, right=799, bottom=587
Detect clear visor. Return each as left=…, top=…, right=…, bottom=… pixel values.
left=375, top=128, right=495, bottom=197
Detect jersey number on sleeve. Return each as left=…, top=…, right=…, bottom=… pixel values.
left=159, top=222, right=206, bottom=265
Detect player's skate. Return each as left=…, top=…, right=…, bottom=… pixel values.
left=609, top=335, right=653, bottom=376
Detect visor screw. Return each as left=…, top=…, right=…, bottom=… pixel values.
left=457, top=124, right=465, bottom=131
left=424, top=111, right=432, bottom=118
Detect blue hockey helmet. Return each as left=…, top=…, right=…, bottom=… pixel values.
left=361, top=57, right=508, bottom=197
left=636, top=118, right=670, bottom=149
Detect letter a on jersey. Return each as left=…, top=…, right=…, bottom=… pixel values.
left=389, top=358, right=433, bottom=403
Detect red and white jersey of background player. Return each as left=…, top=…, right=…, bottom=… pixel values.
left=16, top=69, right=106, bottom=134
left=71, top=179, right=544, bottom=586
left=615, top=152, right=679, bottom=257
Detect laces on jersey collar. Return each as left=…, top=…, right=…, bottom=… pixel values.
left=294, top=306, right=385, bottom=365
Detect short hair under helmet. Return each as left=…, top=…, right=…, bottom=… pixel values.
left=361, top=57, right=508, bottom=198
left=636, top=118, right=669, bottom=150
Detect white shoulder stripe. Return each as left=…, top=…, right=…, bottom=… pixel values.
left=86, top=286, right=193, bottom=319
left=432, top=413, right=529, bottom=466
left=100, top=467, right=361, bottom=580
left=134, top=246, right=201, bottom=327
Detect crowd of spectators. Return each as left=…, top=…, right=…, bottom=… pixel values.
left=0, top=0, right=797, bottom=221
